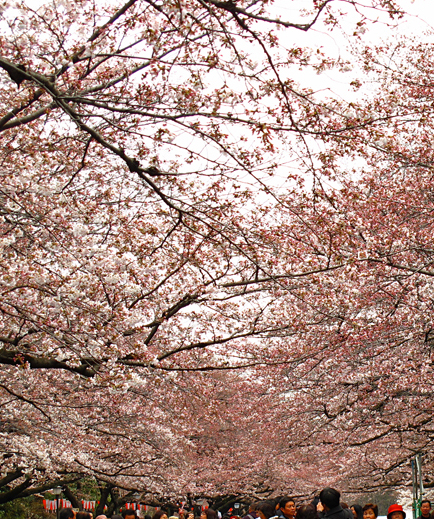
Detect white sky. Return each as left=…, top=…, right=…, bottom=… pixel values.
left=11, top=0, right=434, bottom=194
left=265, top=0, right=434, bottom=98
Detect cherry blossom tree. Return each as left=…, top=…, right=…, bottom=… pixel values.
left=0, top=0, right=420, bottom=506
left=259, top=34, right=434, bottom=495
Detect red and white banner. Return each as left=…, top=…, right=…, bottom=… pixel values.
left=82, top=500, right=97, bottom=510
left=43, top=499, right=72, bottom=511
left=125, top=503, right=149, bottom=511
left=44, top=499, right=148, bottom=513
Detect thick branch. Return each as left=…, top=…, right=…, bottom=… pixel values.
left=200, top=0, right=335, bottom=31
left=0, top=349, right=97, bottom=377
left=0, top=476, right=33, bottom=504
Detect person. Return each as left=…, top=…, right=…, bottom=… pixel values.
left=95, top=516, right=107, bottom=519
left=387, top=505, right=406, bottom=519
left=256, top=502, right=277, bottom=519
left=363, top=504, right=378, bottom=519
left=60, top=510, right=76, bottom=519
left=350, top=505, right=363, bottom=519
left=123, top=510, right=138, bottom=519
left=277, top=498, right=296, bottom=519
left=317, top=487, right=352, bottom=519
left=201, top=510, right=218, bottom=519
left=243, top=504, right=258, bottom=519
left=418, top=501, right=431, bottom=519
left=153, top=512, right=168, bottom=519
left=274, top=498, right=283, bottom=515
left=297, top=504, right=319, bottom=519
left=341, top=504, right=353, bottom=519
left=77, top=513, right=92, bottom=519
left=312, top=497, right=320, bottom=511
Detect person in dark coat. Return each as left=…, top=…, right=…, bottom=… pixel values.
left=297, top=505, right=319, bottom=519
left=276, top=498, right=296, bottom=519
left=317, top=488, right=352, bottom=519
left=256, top=502, right=277, bottom=519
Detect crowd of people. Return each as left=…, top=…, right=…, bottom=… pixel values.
left=58, top=487, right=428, bottom=519
left=249, top=489, right=413, bottom=519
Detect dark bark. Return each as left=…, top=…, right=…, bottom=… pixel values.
left=0, top=476, right=33, bottom=504
left=95, top=481, right=113, bottom=516
left=64, top=485, right=81, bottom=510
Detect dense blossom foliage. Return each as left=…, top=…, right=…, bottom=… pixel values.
left=1, top=0, right=430, bottom=506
